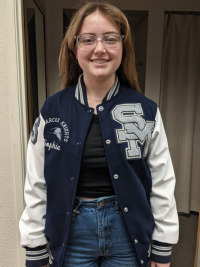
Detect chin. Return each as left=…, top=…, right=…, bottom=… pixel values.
left=93, top=74, right=113, bottom=80
left=92, top=70, right=115, bottom=78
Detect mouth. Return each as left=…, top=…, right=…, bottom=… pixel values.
left=90, top=59, right=110, bottom=63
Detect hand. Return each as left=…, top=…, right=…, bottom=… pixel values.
left=151, top=261, right=170, bottom=267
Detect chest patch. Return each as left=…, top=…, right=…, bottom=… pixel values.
left=112, top=104, right=154, bottom=159
left=45, top=118, right=70, bottom=151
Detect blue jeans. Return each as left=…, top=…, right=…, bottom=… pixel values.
left=63, top=196, right=139, bottom=267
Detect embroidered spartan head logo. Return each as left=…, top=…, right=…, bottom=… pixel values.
left=49, top=127, right=62, bottom=141
left=112, top=104, right=154, bottom=159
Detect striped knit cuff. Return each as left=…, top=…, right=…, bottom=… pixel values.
left=25, top=245, right=49, bottom=267
left=151, top=240, right=172, bottom=263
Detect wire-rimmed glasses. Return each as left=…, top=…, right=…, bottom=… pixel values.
left=74, top=33, right=124, bottom=50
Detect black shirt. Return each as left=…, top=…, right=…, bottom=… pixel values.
left=76, top=114, right=115, bottom=198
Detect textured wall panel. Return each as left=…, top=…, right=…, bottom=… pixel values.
left=0, top=0, right=20, bottom=266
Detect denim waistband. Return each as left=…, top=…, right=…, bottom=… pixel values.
left=74, top=195, right=119, bottom=210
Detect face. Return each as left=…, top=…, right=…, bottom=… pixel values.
left=75, top=10, right=123, bottom=84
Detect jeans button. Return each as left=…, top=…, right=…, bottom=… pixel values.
left=99, top=201, right=104, bottom=207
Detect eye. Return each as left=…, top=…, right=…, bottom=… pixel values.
left=80, top=35, right=96, bottom=45
left=104, top=35, right=119, bottom=44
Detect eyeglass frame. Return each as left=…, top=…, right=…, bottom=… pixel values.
left=74, top=33, right=124, bottom=50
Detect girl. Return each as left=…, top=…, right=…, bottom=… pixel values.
left=19, top=1, right=179, bottom=266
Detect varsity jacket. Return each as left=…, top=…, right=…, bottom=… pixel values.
left=19, top=76, right=179, bottom=267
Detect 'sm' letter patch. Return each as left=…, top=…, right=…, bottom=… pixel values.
left=112, top=104, right=154, bottom=159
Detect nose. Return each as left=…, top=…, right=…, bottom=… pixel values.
left=94, top=39, right=106, bottom=53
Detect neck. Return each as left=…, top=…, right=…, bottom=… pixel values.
left=83, top=74, right=116, bottom=100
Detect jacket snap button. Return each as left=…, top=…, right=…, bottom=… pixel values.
left=135, top=239, right=138, bottom=244
left=113, top=174, right=119, bottom=179
left=70, top=177, right=75, bottom=181
left=98, top=106, right=104, bottom=111
left=141, top=260, right=144, bottom=264
left=87, top=109, right=92, bottom=113
left=124, top=207, right=128, bottom=212
left=106, top=139, right=111, bottom=145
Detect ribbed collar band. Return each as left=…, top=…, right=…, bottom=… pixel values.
left=75, top=74, right=120, bottom=106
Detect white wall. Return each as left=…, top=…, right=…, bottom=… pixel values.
left=46, top=0, right=200, bottom=104
left=0, top=0, right=27, bottom=266
left=0, top=0, right=20, bottom=266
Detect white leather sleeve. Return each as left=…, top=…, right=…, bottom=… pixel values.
left=19, top=114, right=47, bottom=248
left=147, top=108, right=179, bottom=244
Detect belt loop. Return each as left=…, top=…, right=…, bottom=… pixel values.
left=115, top=196, right=120, bottom=213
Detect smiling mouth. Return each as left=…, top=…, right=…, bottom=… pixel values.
left=91, top=59, right=109, bottom=63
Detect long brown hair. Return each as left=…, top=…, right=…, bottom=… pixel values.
left=59, top=0, right=141, bottom=92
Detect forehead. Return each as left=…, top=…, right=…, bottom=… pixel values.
left=79, top=10, right=120, bottom=35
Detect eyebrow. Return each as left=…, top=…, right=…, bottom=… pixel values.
left=80, top=31, right=120, bottom=35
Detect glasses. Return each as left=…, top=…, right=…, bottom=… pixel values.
left=74, top=33, right=124, bottom=50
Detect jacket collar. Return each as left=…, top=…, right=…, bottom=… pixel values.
left=75, top=74, right=120, bottom=106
